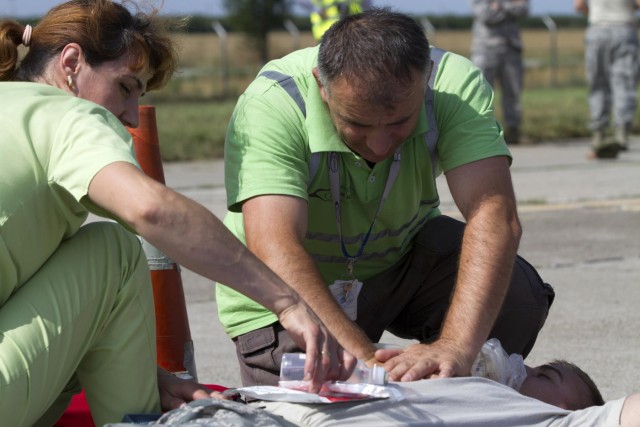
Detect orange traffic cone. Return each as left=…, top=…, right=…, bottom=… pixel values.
left=128, top=105, right=197, bottom=380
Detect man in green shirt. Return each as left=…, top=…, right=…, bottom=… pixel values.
left=220, top=8, right=554, bottom=387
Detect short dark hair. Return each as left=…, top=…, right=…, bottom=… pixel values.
left=551, top=360, right=605, bottom=410
left=317, top=7, right=430, bottom=106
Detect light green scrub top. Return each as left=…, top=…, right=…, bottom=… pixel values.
left=220, top=46, right=510, bottom=337
left=0, top=82, right=139, bottom=307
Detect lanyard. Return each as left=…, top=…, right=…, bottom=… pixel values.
left=329, top=150, right=402, bottom=276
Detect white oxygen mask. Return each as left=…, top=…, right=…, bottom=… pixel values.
left=471, top=338, right=527, bottom=390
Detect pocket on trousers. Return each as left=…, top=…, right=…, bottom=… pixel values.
left=237, top=324, right=277, bottom=360
left=235, top=323, right=298, bottom=373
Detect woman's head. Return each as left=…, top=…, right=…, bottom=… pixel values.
left=0, top=0, right=178, bottom=125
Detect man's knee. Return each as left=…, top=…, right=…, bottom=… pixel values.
left=510, top=256, right=555, bottom=310
left=491, top=256, right=555, bottom=357
left=412, top=216, right=554, bottom=357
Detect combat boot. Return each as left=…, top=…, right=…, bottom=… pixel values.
left=614, top=124, right=630, bottom=151
left=591, top=128, right=621, bottom=159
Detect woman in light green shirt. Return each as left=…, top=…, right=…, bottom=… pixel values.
left=0, top=1, right=347, bottom=425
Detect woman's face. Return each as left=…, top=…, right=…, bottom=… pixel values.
left=75, top=52, right=152, bottom=128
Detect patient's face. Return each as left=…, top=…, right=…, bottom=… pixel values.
left=519, top=363, right=591, bottom=410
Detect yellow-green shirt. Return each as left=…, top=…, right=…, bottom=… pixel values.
left=220, top=46, right=509, bottom=338
left=0, top=82, right=139, bottom=306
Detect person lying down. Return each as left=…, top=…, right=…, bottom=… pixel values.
left=257, top=375, right=631, bottom=427
left=107, top=354, right=633, bottom=427
left=253, top=341, right=631, bottom=426
left=252, top=353, right=613, bottom=426
left=106, top=340, right=621, bottom=426
left=107, top=373, right=634, bottom=427
left=108, top=339, right=620, bottom=427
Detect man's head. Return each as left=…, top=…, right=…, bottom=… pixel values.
left=520, top=360, right=605, bottom=410
left=313, top=8, right=432, bottom=163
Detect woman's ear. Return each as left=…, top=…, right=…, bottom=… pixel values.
left=58, top=43, right=84, bottom=92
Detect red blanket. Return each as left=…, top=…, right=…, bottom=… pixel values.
left=55, top=384, right=228, bottom=427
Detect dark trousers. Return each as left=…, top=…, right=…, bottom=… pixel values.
left=233, top=216, right=555, bottom=387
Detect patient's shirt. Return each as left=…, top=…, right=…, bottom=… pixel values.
left=258, top=377, right=624, bottom=427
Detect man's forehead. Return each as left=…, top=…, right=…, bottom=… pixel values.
left=331, top=74, right=426, bottom=106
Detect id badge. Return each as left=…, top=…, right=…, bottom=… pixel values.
left=329, top=279, right=363, bottom=320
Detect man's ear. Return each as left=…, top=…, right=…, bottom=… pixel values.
left=312, top=67, right=329, bottom=103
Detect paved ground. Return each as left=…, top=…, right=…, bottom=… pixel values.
left=160, top=137, right=640, bottom=402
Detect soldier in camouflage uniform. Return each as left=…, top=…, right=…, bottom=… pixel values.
left=471, top=0, right=528, bottom=145
left=575, top=0, right=640, bottom=159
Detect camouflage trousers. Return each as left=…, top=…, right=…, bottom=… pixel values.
left=472, top=45, right=524, bottom=130
left=585, top=25, right=639, bottom=131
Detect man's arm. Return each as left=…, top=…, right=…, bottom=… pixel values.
left=502, top=0, right=528, bottom=18
left=242, top=193, right=379, bottom=363
left=87, top=161, right=344, bottom=391
left=380, top=156, right=520, bottom=381
left=472, top=0, right=503, bottom=25
left=440, top=155, right=520, bottom=365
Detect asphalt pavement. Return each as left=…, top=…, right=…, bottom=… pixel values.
left=161, top=137, right=640, bottom=402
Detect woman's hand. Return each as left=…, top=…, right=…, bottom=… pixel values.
left=277, top=302, right=357, bottom=392
left=156, top=366, right=229, bottom=411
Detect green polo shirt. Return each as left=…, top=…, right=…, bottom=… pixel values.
left=0, top=82, right=139, bottom=307
left=219, top=46, right=510, bottom=338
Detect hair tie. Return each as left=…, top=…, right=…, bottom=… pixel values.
left=22, top=24, right=33, bottom=47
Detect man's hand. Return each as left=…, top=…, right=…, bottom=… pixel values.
left=157, top=367, right=228, bottom=411
left=374, top=339, right=474, bottom=382
left=277, top=301, right=357, bottom=392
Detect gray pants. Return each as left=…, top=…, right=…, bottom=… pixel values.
left=472, top=46, right=524, bottom=129
left=233, top=216, right=555, bottom=387
left=585, top=25, right=639, bottom=130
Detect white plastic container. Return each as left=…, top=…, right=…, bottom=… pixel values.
left=280, top=353, right=387, bottom=386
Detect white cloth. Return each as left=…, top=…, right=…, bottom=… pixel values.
left=588, top=0, right=636, bottom=26
left=257, top=377, right=625, bottom=426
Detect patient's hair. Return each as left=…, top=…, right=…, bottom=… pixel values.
left=550, top=360, right=605, bottom=410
